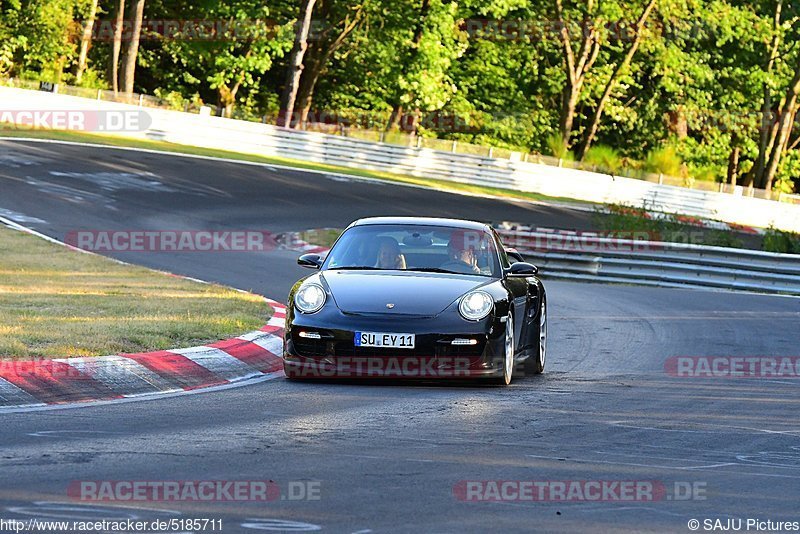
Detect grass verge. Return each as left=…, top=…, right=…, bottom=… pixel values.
left=0, top=127, right=587, bottom=207
left=0, top=224, right=270, bottom=359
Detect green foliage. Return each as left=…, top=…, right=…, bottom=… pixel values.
left=763, top=228, right=800, bottom=254
left=645, top=145, right=684, bottom=176
left=546, top=133, right=574, bottom=161
left=1, top=0, right=799, bottom=193
left=584, top=145, right=623, bottom=175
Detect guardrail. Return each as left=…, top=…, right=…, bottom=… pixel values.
left=495, top=225, right=800, bottom=296
left=2, top=86, right=800, bottom=233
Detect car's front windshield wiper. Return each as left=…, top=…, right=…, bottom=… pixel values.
left=327, top=266, right=384, bottom=271
left=406, top=267, right=491, bottom=277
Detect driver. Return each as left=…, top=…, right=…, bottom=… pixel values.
left=444, top=230, right=481, bottom=274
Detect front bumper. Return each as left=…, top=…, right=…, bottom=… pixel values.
left=284, top=309, right=507, bottom=380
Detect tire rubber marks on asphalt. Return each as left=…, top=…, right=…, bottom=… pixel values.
left=0, top=208, right=46, bottom=224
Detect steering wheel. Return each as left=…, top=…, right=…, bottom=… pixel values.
left=440, top=260, right=478, bottom=274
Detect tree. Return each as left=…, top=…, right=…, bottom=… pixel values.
left=108, top=0, right=125, bottom=93
left=119, top=0, right=145, bottom=94
left=278, top=0, right=317, bottom=127
left=578, top=0, right=657, bottom=159
left=12, top=0, right=85, bottom=81
left=292, top=0, right=367, bottom=128
left=75, top=0, right=98, bottom=83
left=763, top=61, right=800, bottom=191
left=384, top=0, right=467, bottom=132
left=155, top=0, right=294, bottom=118
left=553, top=0, right=602, bottom=151
left=0, top=0, right=26, bottom=76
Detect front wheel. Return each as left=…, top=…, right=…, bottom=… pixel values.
left=492, top=312, right=515, bottom=386
left=524, top=297, right=547, bottom=375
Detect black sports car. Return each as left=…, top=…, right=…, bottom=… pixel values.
left=283, top=217, right=547, bottom=385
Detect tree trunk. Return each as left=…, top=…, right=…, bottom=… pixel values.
left=559, top=84, right=579, bottom=151
left=119, top=0, right=145, bottom=95
left=109, top=0, right=125, bottom=93
left=217, top=85, right=234, bottom=118
left=75, top=0, right=99, bottom=84
left=727, top=144, right=740, bottom=186
left=753, top=0, right=783, bottom=187
left=763, top=63, right=800, bottom=192
left=553, top=0, right=599, bottom=151
left=278, top=0, right=318, bottom=128
left=295, top=50, right=325, bottom=127
left=386, top=105, right=406, bottom=131
left=293, top=1, right=365, bottom=128
left=578, top=0, right=657, bottom=159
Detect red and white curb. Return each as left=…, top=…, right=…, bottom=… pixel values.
left=0, top=301, right=286, bottom=409
left=276, top=231, right=332, bottom=255
left=0, top=215, right=289, bottom=410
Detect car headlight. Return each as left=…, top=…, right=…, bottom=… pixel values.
left=459, top=291, right=493, bottom=321
left=295, top=283, right=326, bottom=314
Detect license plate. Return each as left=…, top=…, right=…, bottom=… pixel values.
left=354, top=332, right=415, bottom=349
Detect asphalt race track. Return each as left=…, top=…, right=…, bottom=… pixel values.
left=1, top=139, right=799, bottom=533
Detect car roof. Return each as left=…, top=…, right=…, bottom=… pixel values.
left=350, top=217, right=490, bottom=231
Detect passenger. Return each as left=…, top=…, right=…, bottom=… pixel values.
left=375, top=237, right=406, bottom=269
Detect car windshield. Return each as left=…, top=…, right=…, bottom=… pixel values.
left=322, top=224, right=501, bottom=277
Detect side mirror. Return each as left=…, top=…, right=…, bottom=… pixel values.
left=505, top=247, right=524, bottom=264
left=507, top=261, right=538, bottom=277
left=297, top=253, right=323, bottom=269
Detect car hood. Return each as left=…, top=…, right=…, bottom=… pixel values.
left=321, top=270, right=489, bottom=316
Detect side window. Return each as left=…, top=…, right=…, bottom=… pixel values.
left=493, top=230, right=511, bottom=269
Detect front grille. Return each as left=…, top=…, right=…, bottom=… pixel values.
left=436, top=343, right=485, bottom=359
left=292, top=332, right=487, bottom=362
left=293, top=338, right=327, bottom=358
left=338, top=343, right=429, bottom=359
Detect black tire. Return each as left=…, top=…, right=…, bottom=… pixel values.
left=524, top=297, right=547, bottom=375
